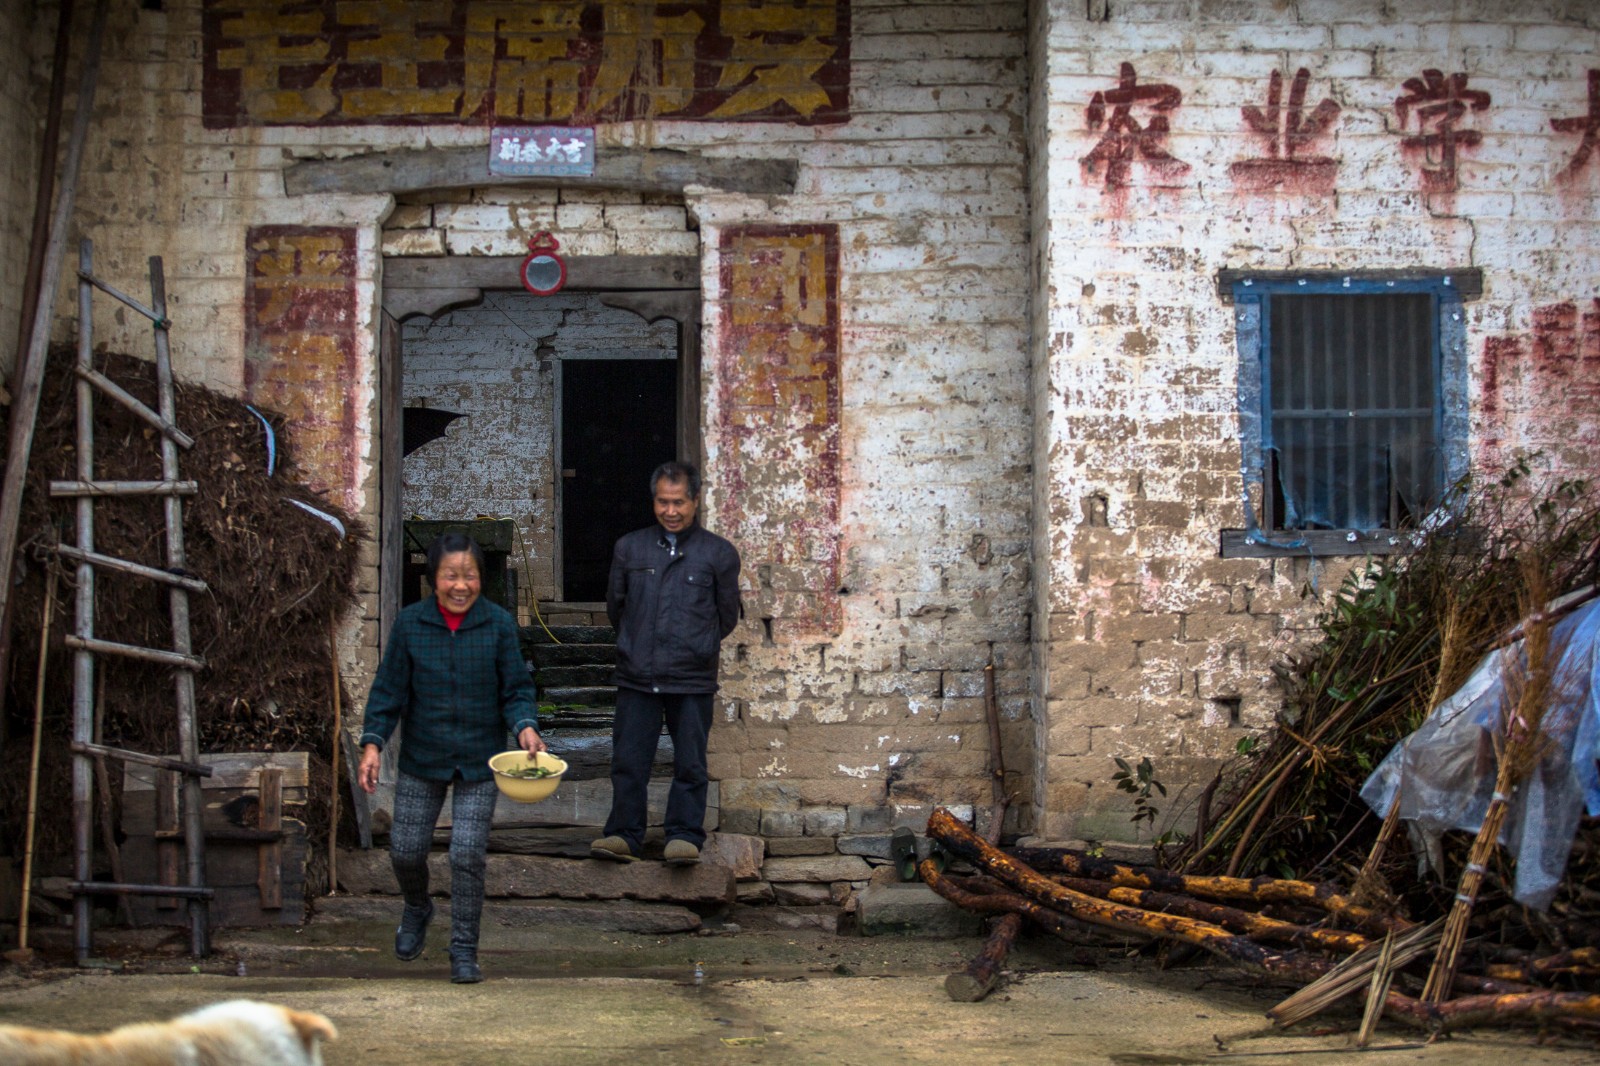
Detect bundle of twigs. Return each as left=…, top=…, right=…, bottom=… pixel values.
left=924, top=808, right=1600, bottom=1035
left=1421, top=555, right=1576, bottom=1001
left=1176, top=466, right=1600, bottom=933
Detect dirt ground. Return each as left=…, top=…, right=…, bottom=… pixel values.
left=1, top=898, right=1597, bottom=1065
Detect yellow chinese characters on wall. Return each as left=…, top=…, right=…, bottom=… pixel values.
left=203, top=0, right=850, bottom=127
left=243, top=226, right=363, bottom=508
left=717, top=226, right=842, bottom=637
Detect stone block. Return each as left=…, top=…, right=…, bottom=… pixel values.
left=700, top=832, right=765, bottom=881
left=719, top=807, right=761, bottom=835
left=836, top=833, right=893, bottom=860
left=761, top=854, right=873, bottom=884
left=765, top=836, right=837, bottom=857
left=802, top=806, right=847, bottom=836
left=855, top=883, right=984, bottom=937
left=760, top=809, right=805, bottom=837
left=771, top=882, right=834, bottom=906
left=846, top=804, right=896, bottom=833
left=736, top=880, right=775, bottom=904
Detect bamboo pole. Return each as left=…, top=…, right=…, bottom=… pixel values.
left=13, top=569, right=58, bottom=959
left=328, top=614, right=341, bottom=894
left=0, top=0, right=109, bottom=641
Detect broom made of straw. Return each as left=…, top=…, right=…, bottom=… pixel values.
left=1420, top=557, right=1565, bottom=1003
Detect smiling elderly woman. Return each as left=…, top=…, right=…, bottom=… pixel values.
left=357, top=532, right=545, bottom=984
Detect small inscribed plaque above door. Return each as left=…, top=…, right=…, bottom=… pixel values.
left=489, top=127, right=596, bottom=177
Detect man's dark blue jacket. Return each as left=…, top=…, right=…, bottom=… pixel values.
left=607, top=522, right=741, bottom=694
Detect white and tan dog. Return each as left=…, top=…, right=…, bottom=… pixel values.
left=0, top=998, right=337, bottom=1065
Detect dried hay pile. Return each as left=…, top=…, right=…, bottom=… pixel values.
left=0, top=349, right=364, bottom=878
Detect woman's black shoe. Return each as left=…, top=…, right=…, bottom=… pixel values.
left=450, top=954, right=483, bottom=984
left=394, top=900, right=434, bottom=961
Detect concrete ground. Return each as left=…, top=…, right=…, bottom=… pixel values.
left=1, top=898, right=1596, bottom=1065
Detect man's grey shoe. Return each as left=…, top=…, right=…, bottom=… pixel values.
left=663, top=839, right=701, bottom=867
left=394, top=899, right=434, bottom=961
left=590, top=835, right=638, bottom=862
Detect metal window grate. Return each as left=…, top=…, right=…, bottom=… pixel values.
left=1264, top=292, right=1439, bottom=531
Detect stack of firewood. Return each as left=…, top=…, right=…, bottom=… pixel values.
left=923, top=808, right=1600, bottom=1036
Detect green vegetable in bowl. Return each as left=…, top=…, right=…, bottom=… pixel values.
left=498, top=764, right=556, bottom=779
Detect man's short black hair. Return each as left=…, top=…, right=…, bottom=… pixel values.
left=426, top=532, right=485, bottom=585
left=650, top=461, right=700, bottom=500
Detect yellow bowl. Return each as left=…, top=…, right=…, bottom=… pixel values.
left=488, top=750, right=568, bottom=803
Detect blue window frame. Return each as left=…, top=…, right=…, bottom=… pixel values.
left=1223, top=273, right=1471, bottom=557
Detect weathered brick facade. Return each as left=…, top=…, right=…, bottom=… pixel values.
left=4, top=0, right=1598, bottom=851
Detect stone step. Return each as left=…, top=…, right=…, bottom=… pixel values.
left=536, top=663, right=615, bottom=687
left=854, top=882, right=985, bottom=937
left=540, top=684, right=617, bottom=707
left=336, top=847, right=735, bottom=906
left=523, top=624, right=615, bottom=646
left=526, top=642, right=618, bottom=667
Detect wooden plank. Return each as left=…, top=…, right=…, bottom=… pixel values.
left=125, top=752, right=310, bottom=792
left=48, top=479, right=197, bottom=496
left=1214, top=267, right=1483, bottom=302
left=384, top=255, right=696, bottom=291
left=257, top=769, right=283, bottom=909
left=156, top=770, right=179, bottom=910
left=63, top=634, right=205, bottom=670
left=122, top=819, right=306, bottom=928
left=339, top=728, right=373, bottom=849
left=285, top=145, right=797, bottom=198
left=123, top=787, right=308, bottom=838
left=72, top=740, right=211, bottom=777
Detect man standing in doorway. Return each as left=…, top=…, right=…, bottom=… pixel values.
left=591, top=461, right=742, bottom=866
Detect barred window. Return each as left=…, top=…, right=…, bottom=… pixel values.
left=1220, top=273, right=1474, bottom=557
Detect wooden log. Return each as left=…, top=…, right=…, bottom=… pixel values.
left=1052, top=875, right=1370, bottom=955
left=946, top=913, right=1022, bottom=1003
left=1486, top=947, right=1600, bottom=984
left=931, top=809, right=1600, bottom=1035
left=920, top=865, right=1103, bottom=944
left=1009, top=843, right=1409, bottom=935
left=927, top=809, right=1330, bottom=984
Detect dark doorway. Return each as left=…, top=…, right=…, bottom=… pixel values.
left=561, top=359, right=677, bottom=601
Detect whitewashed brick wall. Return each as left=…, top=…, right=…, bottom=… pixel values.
left=1032, top=0, right=1600, bottom=842
left=32, top=0, right=1038, bottom=838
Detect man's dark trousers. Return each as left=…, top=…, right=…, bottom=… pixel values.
left=604, top=687, right=714, bottom=854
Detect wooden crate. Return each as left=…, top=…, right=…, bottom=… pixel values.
left=120, top=753, right=309, bottom=928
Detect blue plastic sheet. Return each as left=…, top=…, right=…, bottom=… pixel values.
left=1361, top=596, right=1600, bottom=910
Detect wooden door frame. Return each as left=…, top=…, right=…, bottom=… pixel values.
left=379, top=256, right=699, bottom=607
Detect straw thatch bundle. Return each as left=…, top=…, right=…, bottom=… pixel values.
left=0, top=349, right=365, bottom=872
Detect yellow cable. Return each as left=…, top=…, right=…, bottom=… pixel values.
left=474, top=513, right=562, bottom=646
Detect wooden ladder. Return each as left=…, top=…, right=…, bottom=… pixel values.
left=54, top=239, right=213, bottom=963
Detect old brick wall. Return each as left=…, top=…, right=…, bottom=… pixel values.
left=0, top=2, right=43, bottom=381
left=399, top=286, right=678, bottom=605
left=1033, top=0, right=1600, bottom=843
left=35, top=0, right=1037, bottom=845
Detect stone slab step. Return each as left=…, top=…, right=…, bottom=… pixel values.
left=537, top=663, right=616, bottom=687
left=308, top=893, right=702, bottom=934
left=523, top=624, right=615, bottom=646
left=529, top=643, right=619, bottom=667
left=854, top=882, right=984, bottom=937
left=540, top=685, right=617, bottom=706
left=336, top=848, right=735, bottom=906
